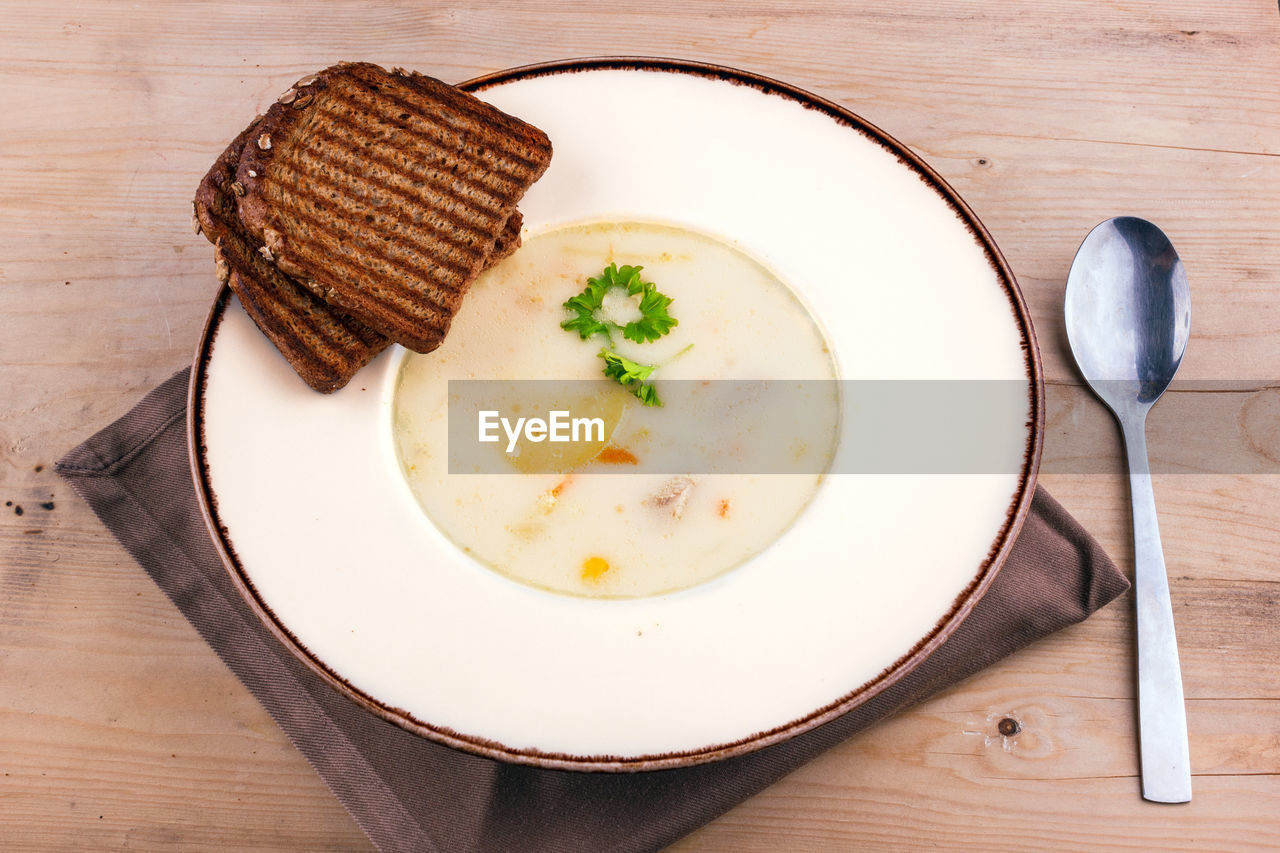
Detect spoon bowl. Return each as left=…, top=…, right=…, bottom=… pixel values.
left=1065, top=216, right=1193, bottom=804
left=1066, top=217, right=1191, bottom=411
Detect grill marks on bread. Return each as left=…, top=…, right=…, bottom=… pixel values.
left=220, top=237, right=388, bottom=391
left=327, top=79, right=542, bottom=201
left=288, top=125, right=507, bottom=252
left=235, top=62, right=553, bottom=353
left=195, top=124, right=390, bottom=392
left=193, top=62, right=547, bottom=391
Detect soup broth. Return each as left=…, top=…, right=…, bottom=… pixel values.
left=392, top=221, right=839, bottom=598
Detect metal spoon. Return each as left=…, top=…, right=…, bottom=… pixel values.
left=1064, top=216, right=1192, bottom=803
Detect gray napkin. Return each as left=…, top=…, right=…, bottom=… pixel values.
left=58, top=368, right=1129, bottom=853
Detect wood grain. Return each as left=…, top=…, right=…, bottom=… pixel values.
left=2, top=1, right=1278, bottom=850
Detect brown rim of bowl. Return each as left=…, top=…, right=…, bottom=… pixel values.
left=188, top=56, right=1045, bottom=773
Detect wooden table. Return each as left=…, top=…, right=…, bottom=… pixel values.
left=3, top=2, right=1277, bottom=849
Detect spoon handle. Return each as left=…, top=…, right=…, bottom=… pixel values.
left=1121, top=415, right=1193, bottom=803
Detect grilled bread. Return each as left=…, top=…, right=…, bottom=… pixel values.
left=195, top=124, right=390, bottom=392
left=234, top=62, right=553, bottom=352
left=193, top=65, right=537, bottom=391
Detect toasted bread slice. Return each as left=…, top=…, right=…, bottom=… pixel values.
left=234, top=62, right=552, bottom=352
left=195, top=124, right=390, bottom=392
left=195, top=120, right=525, bottom=392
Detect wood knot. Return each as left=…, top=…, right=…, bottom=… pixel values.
left=997, top=717, right=1021, bottom=737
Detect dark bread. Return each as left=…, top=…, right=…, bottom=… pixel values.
left=193, top=88, right=529, bottom=392
left=491, top=209, right=522, bottom=263
left=234, top=62, right=552, bottom=352
left=195, top=124, right=390, bottom=393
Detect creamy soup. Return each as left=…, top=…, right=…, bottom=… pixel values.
left=392, top=221, right=839, bottom=598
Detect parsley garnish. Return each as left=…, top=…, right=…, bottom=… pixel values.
left=599, top=349, right=662, bottom=407
left=561, top=264, right=678, bottom=345
left=622, top=274, right=677, bottom=343
left=561, top=263, right=680, bottom=406
left=561, top=283, right=612, bottom=341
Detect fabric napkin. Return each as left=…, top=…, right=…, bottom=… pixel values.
left=57, top=368, right=1128, bottom=853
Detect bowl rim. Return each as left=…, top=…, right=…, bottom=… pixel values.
left=188, top=55, right=1045, bottom=772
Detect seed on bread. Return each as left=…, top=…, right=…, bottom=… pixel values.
left=277, top=88, right=297, bottom=105
left=257, top=133, right=271, bottom=150
left=262, top=225, right=283, bottom=252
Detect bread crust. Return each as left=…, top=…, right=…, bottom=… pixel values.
left=193, top=90, right=530, bottom=391
left=233, top=62, right=551, bottom=352
left=195, top=123, right=390, bottom=392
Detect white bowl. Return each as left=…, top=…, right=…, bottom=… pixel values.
left=190, top=58, right=1042, bottom=771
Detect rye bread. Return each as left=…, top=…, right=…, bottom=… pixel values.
left=195, top=124, right=390, bottom=393
left=194, top=120, right=525, bottom=392
left=234, top=62, right=552, bottom=352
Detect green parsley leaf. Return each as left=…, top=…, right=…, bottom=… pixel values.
left=559, top=263, right=678, bottom=344
left=622, top=282, right=677, bottom=343
left=561, top=263, right=680, bottom=405
left=599, top=349, right=662, bottom=407
left=560, top=278, right=611, bottom=340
